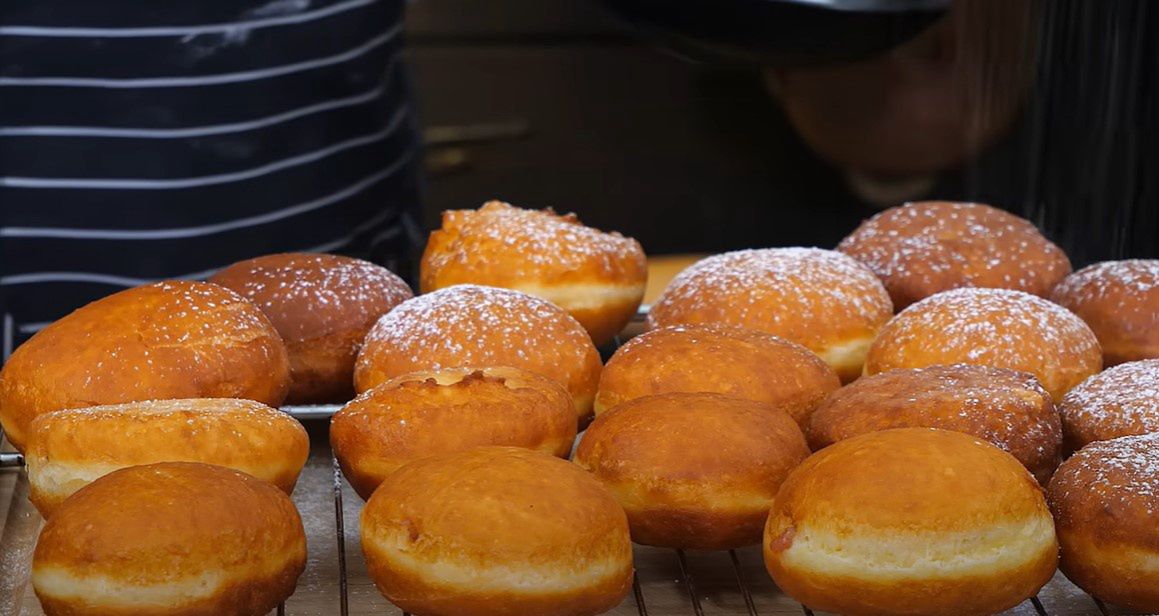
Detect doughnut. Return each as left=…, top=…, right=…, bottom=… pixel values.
left=837, top=201, right=1072, bottom=309
left=1058, top=359, right=1159, bottom=451
left=595, top=325, right=840, bottom=425
left=648, top=248, right=893, bottom=382
left=354, top=284, right=602, bottom=424
left=0, top=280, right=290, bottom=452
left=32, top=462, right=306, bottom=616
left=807, top=364, right=1062, bottom=483
left=361, top=446, right=633, bottom=616
left=574, top=392, right=810, bottom=550
left=421, top=201, right=647, bottom=346
left=1048, top=433, right=1159, bottom=612
left=865, top=287, right=1102, bottom=400
left=1050, top=259, right=1159, bottom=365
left=210, top=252, right=413, bottom=403
left=764, top=428, right=1058, bottom=616
left=25, top=398, right=310, bottom=517
left=332, top=366, right=577, bottom=500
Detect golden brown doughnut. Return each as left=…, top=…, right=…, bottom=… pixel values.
left=32, top=462, right=306, bottom=616
left=1058, top=359, right=1159, bottom=452
left=575, top=392, right=810, bottom=550
left=421, top=201, right=647, bottom=346
left=648, top=248, right=893, bottom=382
left=807, top=364, right=1062, bottom=483
left=865, top=287, right=1102, bottom=401
left=764, top=428, right=1058, bottom=616
left=354, top=284, right=602, bottom=424
left=1050, top=259, right=1159, bottom=365
left=0, top=280, right=290, bottom=452
left=361, top=446, right=633, bottom=616
left=332, top=366, right=577, bottom=500
left=838, top=201, right=1072, bottom=309
left=25, top=398, right=310, bottom=517
left=210, top=252, right=413, bottom=403
left=595, top=325, right=840, bottom=425
left=1048, top=433, right=1159, bottom=612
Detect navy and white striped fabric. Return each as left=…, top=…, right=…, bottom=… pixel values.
left=0, top=0, right=422, bottom=360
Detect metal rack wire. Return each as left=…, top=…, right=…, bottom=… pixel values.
left=319, top=446, right=1114, bottom=616
left=0, top=306, right=1140, bottom=616
left=0, top=429, right=1131, bottom=616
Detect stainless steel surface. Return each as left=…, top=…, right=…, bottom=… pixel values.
left=0, top=454, right=22, bottom=469
left=283, top=405, right=343, bottom=421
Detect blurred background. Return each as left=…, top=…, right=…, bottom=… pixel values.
left=410, top=0, right=1156, bottom=263
left=1, top=0, right=1157, bottom=355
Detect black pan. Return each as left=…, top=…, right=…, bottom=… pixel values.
left=598, top=0, right=950, bottom=66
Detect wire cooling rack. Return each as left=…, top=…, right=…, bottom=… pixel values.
left=0, top=308, right=1144, bottom=616
left=0, top=436, right=1137, bottom=616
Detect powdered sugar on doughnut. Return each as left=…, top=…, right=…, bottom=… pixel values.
left=126, top=281, right=275, bottom=353
left=1050, top=260, right=1159, bottom=340
left=213, top=254, right=412, bottom=339
left=649, top=248, right=892, bottom=336
left=885, top=288, right=1099, bottom=364
left=233, top=255, right=408, bottom=309
left=1061, top=360, right=1159, bottom=436
left=1052, top=259, right=1159, bottom=300
left=0, top=280, right=288, bottom=447
left=839, top=202, right=1042, bottom=280
left=363, top=284, right=594, bottom=370
left=837, top=201, right=1071, bottom=306
left=867, top=287, right=1104, bottom=400
left=842, top=364, right=1056, bottom=454
left=1060, top=432, right=1158, bottom=509
left=426, top=201, right=646, bottom=278
left=44, top=398, right=280, bottom=418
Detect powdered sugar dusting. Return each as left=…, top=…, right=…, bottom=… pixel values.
left=426, top=201, right=645, bottom=277
left=1059, top=432, right=1158, bottom=511
left=127, top=281, right=283, bottom=368
left=361, top=284, right=595, bottom=375
left=1052, top=259, right=1159, bottom=301
left=151, top=280, right=271, bottom=335
left=44, top=398, right=275, bottom=418
left=4, top=280, right=286, bottom=421
left=649, top=248, right=892, bottom=337
left=34, top=398, right=299, bottom=435
left=838, top=201, right=1070, bottom=306
left=1050, top=260, right=1159, bottom=346
left=1061, top=359, right=1159, bottom=435
left=880, top=288, right=1100, bottom=368
left=212, top=253, right=412, bottom=339
left=819, top=364, right=1057, bottom=460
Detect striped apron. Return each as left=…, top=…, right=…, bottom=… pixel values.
left=0, top=0, right=423, bottom=359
